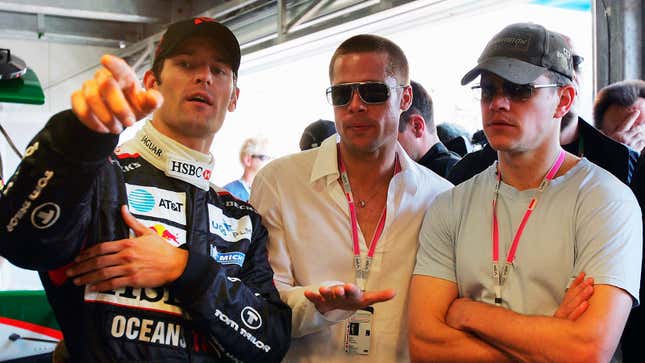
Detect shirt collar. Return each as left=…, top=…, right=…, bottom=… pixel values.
left=309, top=135, right=418, bottom=195
left=128, top=121, right=215, bottom=191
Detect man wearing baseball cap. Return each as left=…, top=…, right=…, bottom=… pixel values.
left=408, top=23, right=641, bottom=362
left=299, top=119, right=337, bottom=151
left=448, top=33, right=638, bottom=187
left=0, top=17, right=291, bottom=362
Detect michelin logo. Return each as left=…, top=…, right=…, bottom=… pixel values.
left=215, top=252, right=246, bottom=267
left=210, top=245, right=246, bottom=267
left=208, top=204, right=252, bottom=242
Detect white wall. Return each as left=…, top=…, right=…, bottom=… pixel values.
left=0, top=2, right=593, bottom=289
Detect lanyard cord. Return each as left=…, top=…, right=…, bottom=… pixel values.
left=337, top=144, right=400, bottom=290
left=492, top=149, right=566, bottom=304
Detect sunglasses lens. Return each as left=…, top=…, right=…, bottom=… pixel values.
left=474, top=82, right=533, bottom=102
left=251, top=154, right=270, bottom=161
left=327, top=83, right=392, bottom=106
left=503, top=82, right=533, bottom=101
left=358, top=83, right=390, bottom=103
left=473, top=84, right=497, bottom=102
left=328, top=85, right=353, bottom=106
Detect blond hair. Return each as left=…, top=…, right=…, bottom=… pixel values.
left=239, top=137, right=269, bottom=164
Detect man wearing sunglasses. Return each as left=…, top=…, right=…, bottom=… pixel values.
left=448, top=35, right=638, bottom=186
left=408, top=23, right=641, bottom=362
left=251, top=35, right=451, bottom=362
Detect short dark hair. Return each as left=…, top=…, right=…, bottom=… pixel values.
left=399, top=80, right=434, bottom=132
left=436, top=122, right=471, bottom=145
left=593, top=79, right=645, bottom=129
left=328, top=34, right=409, bottom=84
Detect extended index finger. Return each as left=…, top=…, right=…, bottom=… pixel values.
left=101, top=55, right=154, bottom=118
left=101, top=55, right=140, bottom=93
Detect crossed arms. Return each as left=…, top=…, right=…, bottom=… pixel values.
left=408, top=274, right=632, bottom=363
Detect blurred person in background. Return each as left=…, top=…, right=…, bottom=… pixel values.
left=593, top=79, right=645, bottom=153
left=436, top=122, right=472, bottom=156
left=224, top=136, right=271, bottom=201
left=300, top=119, right=337, bottom=151
left=619, top=80, right=645, bottom=362
left=397, top=80, right=460, bottom=178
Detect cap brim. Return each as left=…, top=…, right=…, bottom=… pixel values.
left=461, top=57, right=547, bottom=85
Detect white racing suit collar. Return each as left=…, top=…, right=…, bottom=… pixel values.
left=129, top=121, right=215, bottom=191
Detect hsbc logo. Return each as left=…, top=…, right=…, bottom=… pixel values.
left=241, top=306, right=262, bottom=330
left=166, top=157, right=213, bottom=191
left=170, top=160, right=211, bottom=180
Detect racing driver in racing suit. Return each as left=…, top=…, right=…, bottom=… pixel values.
left=0, top=17, right=291, bottom=362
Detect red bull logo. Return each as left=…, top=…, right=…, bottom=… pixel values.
left=149, top=224, right=180, bottom=246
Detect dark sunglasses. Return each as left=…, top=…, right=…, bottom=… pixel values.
left=326, top=82, right=404, bottom=106
left=471, top=81, right=561, bottom=103
left=251, top=154, right=270, bottom=161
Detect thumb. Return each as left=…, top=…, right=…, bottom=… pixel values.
left=121, top=205, right=150, bottom=236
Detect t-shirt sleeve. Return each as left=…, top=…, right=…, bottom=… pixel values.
left=414, top=190, right=458, bottom=283
left=573, top=179, right=642, bottom=305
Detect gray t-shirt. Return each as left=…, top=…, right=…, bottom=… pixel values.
left=415, top=158, right=642, bottom=315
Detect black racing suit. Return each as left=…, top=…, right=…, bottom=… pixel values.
left=0, top=110, right=291, bottom=362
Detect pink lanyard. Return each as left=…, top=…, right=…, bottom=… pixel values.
left=492, top=150, right=565, bottom=305
left=337, top=145, right=400, bottom=291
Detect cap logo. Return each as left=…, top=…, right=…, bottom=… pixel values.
left=555, top=48, right=571, bottom=69
left=489, top=36, right=530, bottom=52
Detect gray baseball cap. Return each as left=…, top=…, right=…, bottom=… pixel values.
left=461, top=23, right=574, bottom=85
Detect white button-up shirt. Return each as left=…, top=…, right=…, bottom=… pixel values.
left=251, top=136, right=452, bottom=363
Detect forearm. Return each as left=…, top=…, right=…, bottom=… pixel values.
left=169, top=252, right=292, bottom=362
left=408, top=276, right=514, bottom=363
left=0, top=110, right=118, bottom=269
left=409, top=318, right=515, bottom=363
left=452, top=299, right=620, bottom=363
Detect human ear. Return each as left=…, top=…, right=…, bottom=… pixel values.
left=143, top=70, right=158, bottom=90
left=554, top=84, right=575, bottom=119
left=228, top=86, right=240, bottom=112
